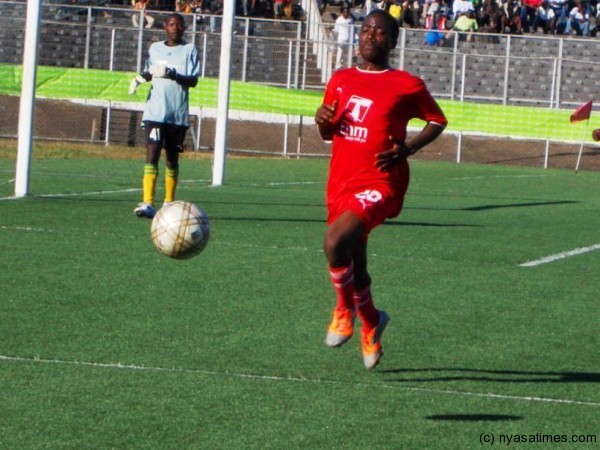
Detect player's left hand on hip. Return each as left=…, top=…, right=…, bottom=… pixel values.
left=375, top=148, right=400, bottom=172
left=375, top=138, right=411, bottom=172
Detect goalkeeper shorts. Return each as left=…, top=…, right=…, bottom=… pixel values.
left=143, top=121, right=188, bottom=153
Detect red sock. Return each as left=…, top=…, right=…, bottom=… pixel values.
left=329, top=261, right=355, bottom=311
left=353, top=285, right=379, bottom=333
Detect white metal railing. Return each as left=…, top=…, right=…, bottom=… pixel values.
left=2, top=1, right=600, bottom=107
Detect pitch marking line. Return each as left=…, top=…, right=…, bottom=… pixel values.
left=520, top=244, right=600, bottom=267
left=37, top=180, right=208, bottom=198
left=0, top=225, right=48, bottom=233
left=40, top=188, right=141, bottom=197
left=451, top=174, right=550, bottom=181
left=1, top=355, right=598, bottom=407
left=264, top=181, right=321, bottom=186
left=0, top=179, right=314, bottom=201
left=0, top=187, right=142, bottom=201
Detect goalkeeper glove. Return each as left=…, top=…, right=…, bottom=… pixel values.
left=165, top=67, right=177, bottom=81
left=128, top=74, right=146, bottom=95
left=148, top=63, right=167, bottom=78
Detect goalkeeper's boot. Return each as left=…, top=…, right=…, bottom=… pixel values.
left=134, top=202, right=156, bottom=218
left=325, top=307, right=356, bottom=348
left=361, top=310, right=389, bottom=370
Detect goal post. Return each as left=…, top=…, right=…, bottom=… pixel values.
left=211, top=0, right=235, bottom=187
left=15, top=0, right=42, bottom=198
left=12, top=0, right=238, bottom=194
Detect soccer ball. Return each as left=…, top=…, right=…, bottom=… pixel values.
left=151, top=201, right=210, bottom=259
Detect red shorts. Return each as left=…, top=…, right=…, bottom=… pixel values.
left=327, top=181, right=408, bottom=240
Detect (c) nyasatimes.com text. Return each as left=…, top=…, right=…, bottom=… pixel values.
left=479, top=432, right=597, bottom=446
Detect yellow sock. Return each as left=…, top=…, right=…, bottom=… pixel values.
left=143, top=164, right=158, bottom=205
left=164, top=167, right=179, bottom=203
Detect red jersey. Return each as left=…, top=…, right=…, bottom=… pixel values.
left=322, top=67, right=447, bottom=207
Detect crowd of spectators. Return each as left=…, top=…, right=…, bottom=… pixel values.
left=46, top=0, right=598, bottom=38
left=170, top=0, right=306, bottom=28
left=144, top=0, right=303, bottom=21
left=336, top=0, right=598, bottom=38
left=48, top=0, right=305, bottom=25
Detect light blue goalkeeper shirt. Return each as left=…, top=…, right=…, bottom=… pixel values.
left=142, top=40, right=200, bottom=127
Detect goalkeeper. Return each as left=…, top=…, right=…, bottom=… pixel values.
left=129, top=13, right=200, bottom=219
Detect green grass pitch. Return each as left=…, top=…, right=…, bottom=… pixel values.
left=0, top=155, right=598, bottom=448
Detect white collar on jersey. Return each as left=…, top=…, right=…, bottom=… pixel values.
left=355, top=67, right=391, bottom=74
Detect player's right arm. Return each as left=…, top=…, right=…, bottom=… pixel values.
left=315, top=73, right=342, bottom=141
left=314, top=101, right=337, bottom=141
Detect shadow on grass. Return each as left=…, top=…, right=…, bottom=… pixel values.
left=380, top=368, right=600, bottom=383
left=407, top=200, right=581, bottom=212
left=425, top=414, right=522, bottom=422
left=28, top=197, right=483, bottom=227
left=460, top=200, right=580, bottom=211
left=213, top=216, right=482, bottom=228
left=37, top=196, right=580, bottom=216
left=192, top=198, right=581, bottom=212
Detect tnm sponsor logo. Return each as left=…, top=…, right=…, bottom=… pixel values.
left=340, top=122, right=368, bottom=142
left=340, top=95, right=372, bottom=143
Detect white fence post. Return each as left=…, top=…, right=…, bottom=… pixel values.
left=109, top=28, right=116, bottom=71
left=84, top=7, right=92, bottom=69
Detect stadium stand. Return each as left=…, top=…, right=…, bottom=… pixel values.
left=1, top=0, right=600, bottom=149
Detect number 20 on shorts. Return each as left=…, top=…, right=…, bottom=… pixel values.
left=355, top=189, right=382, bottom=208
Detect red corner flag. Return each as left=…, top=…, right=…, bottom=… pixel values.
left=570, top=100, right=594, bottom=123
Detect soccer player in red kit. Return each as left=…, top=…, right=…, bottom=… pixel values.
left=314, top=9, right=447, bottom=369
